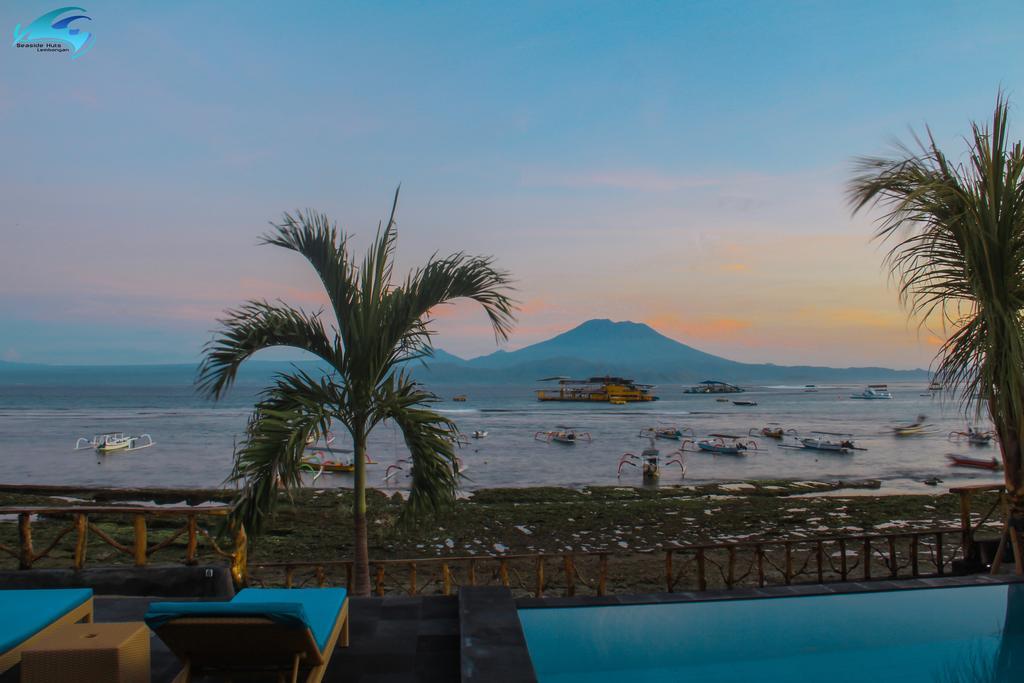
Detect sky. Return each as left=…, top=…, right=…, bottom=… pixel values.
left=2, top=1, right=1023, bottom=369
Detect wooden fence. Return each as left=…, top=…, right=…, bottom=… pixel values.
left=249, top=527, right=965, bottom=597
left=0, top=506, right=248, bottom=585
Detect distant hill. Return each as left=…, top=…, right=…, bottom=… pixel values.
left=416, top=319, right=928, bottom=385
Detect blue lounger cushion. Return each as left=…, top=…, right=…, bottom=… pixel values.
left=0, top=588, right=93, bottom=654
left=145, top=587, right=348, bottom=653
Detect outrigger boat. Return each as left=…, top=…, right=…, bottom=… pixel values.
left=75, top=433, right=155, bottom=454
left=639, top=426, right=694, bottom=441
left=535, top=428, right=592, bottom=445
left=946, top=454, right=1002, bottom=471
left=949, top=428, right=996, bottom=446
left=749, top=424, right=795, bottom=440
left=850, top=385, right=893, bottom=400
left=789, top=432, right=863, bottom=453
left=384, top=455, right=468, bottom=483
left=472, top=430, right=488, bottom=439
left=732, top=400, right=758, bottom=407
left=892, top=416, right=929, bottom=437
left=682, top=434, right=757, bottom=456
left=303, top=450, right=376, bottom=475
left=618, top=436, right=686, bottom=481
left=452, top=395, right=468, bottom=402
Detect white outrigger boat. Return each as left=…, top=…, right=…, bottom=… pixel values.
left=639, top=425, right=694, bottom=441
left=75, top=433, right=155, bottom=454
left=850, top=385, right=893, bottom=400
left=796, top=432, right=863, bottom=453
left=535, top=428, right=592, bottom=445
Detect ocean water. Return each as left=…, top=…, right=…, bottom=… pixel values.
left=0, top=374, right=1000, bottom=492
left=519, top=583, right=1024, bottom=682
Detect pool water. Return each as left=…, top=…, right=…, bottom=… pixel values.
left=519, top=584, right=1024, bottom=682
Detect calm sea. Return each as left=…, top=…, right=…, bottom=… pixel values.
left=0, top=370, right=1000, bottom=493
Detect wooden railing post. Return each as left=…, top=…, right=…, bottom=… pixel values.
left=696, top=549, right=707, bottom=591
left=784, top=542, right=793, bottom=585
left=862, top=537, right=871, bottom=580
left=935, top=533, right=944, bottom=576
left=563, top=555, right=574, bottom=596
left=839, top=538, right=848, bottom=581
left=888, top=536, right=898, bottom=578
left=499, top=558, right=510, bottom=588
left=756, top=544, right=765, bottom=587
left=231, top=524, right=248, bottom=586
left=815, top=541, right=824, bottom=584
left=910, top=534, right=919, bottom=576
left=73, top=513, right=88, bottom=571
left=132, top=514, right=147, bottom=567
left=409, top=562, right=417, bottom=596
left=468, top=559, right=477, bottom=586
left=185, top=514, right=198, bottom=565
left=535, top=556, right=545, bottom=597
left=442, top=563, right=452, bottom=596
left=375, top=565, right=386, bottom=596
left=18, top=513, right=33, bottom=569
left=665, top=550, right=674, bottom=592
left=726, top=546, right=736, bottom=588
left=959, top=490, right=973, bottom=559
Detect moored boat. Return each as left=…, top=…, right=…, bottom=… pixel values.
left=75, top=433, right=156, bottom=454
left=684, top=434, right=757, bottom=456
left=535, top=428, right=592, bottom=445
left=684, top=380, right=744, bottom=394
left=535, top=376, right=658, bottom=403
left=850, top=384, right=893, bottom=400
left=946, top=454, right=1002, bottom=470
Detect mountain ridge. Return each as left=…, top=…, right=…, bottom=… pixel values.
left=420, top=319, right=927, bottom=384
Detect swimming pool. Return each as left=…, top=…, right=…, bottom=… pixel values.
left=519, top=584, right=1023, bottom=682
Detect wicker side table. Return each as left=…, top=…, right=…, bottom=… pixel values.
left=20, top=621, right=150, bottom=683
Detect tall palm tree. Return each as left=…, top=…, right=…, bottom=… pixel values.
left=849, top=95, right=1024, bottom=557
left=196, top=189, right=516, bottom=595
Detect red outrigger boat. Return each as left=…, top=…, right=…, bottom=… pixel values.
left=946, top=454, right=1002, bottom=471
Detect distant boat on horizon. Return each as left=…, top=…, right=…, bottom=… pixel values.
left=850, top=384, right=893, bottom=400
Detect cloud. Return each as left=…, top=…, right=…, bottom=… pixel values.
left=645, top=313, right=752, bottom=342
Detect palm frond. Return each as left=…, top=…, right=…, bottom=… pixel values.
left=197, top=301, right=337, bottom=400
left=261, top=210, right=358, bottom=346
left=372, top=372, right=459, bottom=520
left=228, top=370, right=342, bottom=532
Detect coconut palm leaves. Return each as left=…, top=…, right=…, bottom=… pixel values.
left=197, top=188, right=515, bottom=594
left=848, top=94, right=1024, bottom=516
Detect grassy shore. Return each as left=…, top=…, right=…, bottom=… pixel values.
left=0, top=480, right=998, bottom=572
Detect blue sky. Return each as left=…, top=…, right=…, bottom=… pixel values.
left=3, top=1, right=1023, bottom=367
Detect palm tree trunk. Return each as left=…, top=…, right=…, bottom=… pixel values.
left=993, top=395, right=1024, bottom=573
left=352, top=431, right=372, bottom=596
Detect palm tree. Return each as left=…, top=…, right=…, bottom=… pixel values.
left=196, top=189, right=516, bottom=595
left=849, top=95, right=1024, bottom=567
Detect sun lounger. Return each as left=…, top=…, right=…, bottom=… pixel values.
left=0, top=588, right=94, bottom=673
left=145, top=587, right=349, bottom=683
